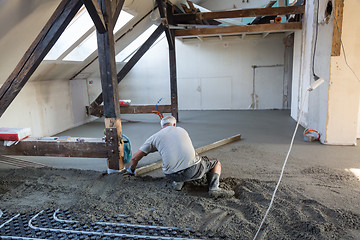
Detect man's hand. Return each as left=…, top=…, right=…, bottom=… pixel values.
left=126, top=166, right=136, bottom=175
left=128, top=150, right=146, bottom=174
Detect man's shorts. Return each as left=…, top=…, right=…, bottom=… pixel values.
left=165, top=156, right=218, bottom=182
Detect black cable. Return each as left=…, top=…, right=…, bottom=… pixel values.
left=312, top=0, right=320, bottom=78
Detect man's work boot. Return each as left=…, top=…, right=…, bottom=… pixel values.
left=172, top=181, right=184, bottom=191
left=207, top=172, right=235, bottom=198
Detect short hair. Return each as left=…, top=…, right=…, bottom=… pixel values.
left=160, top=116, right=176, bottom=128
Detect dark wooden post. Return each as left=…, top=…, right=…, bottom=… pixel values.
left=88, top=25, right=165, bottom=111
left=169, top=29, right=178, bottom=121
left=96, top=0, right=124, bottom=171
left=156, top=0, right=178, bottom=120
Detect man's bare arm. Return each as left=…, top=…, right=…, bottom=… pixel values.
left=129, top=150, right=146, bottom=172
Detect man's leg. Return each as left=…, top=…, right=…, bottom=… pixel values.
left=207, top=161, right=235, bottom=198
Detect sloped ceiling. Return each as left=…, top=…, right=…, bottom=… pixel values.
left=0, top=0, right=262, bottom=84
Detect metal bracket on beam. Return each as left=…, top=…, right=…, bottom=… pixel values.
left=105, top=127, right=121, bottom=170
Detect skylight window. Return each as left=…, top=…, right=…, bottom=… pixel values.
left=44, top=7, right=93, bottom=60
left=63, top=32, right=97, bottom=61
left=122, top=32, right=165, bottom=62
left=63, top=10, right=134, bottom=62
left=115, top=24, right=159, bottom=63
left=45, top=9, right=134, bottom=62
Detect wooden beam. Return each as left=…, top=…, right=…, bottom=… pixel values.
left=169, top=30, right=178, bottom=121
left=173, top=5, right=305, bottom=23
left=88, top=105, right=172, bottom=117
left=89, top=25, right=165, bottom=109
left=156, top=0, right=174, bottom=50
left=112, top=0, right=125, bottom=24
left=0, top=138, right=107, bottom=158
left=195, top=134, right=242, bottom=154
left=82, top=0, right=107, bottom=33
left=0, top=0, right=83, bottom=118
left=251, top=0, right=277, bottom=25
left=96, top=0, right=124, bottom=170
left=175, top=22, right=302, bottom=37
left=332, top=0, right=344, bottom=56
left=135, top=134, right=242, bottom=176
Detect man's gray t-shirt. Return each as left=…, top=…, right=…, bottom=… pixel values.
left=139, top=126, right=201, bottom=174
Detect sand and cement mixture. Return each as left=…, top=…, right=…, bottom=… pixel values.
left=1, top=163, right=360, bottom=239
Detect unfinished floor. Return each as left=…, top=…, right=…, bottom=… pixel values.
left=1, top=110, right=359, bottom=239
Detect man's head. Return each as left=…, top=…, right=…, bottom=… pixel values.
left=160, top=116, right=176, bottom=128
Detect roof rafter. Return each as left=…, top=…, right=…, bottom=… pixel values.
left=82, top=0, right=107, bottom=33
left=0, top=0, right=83, bottom=118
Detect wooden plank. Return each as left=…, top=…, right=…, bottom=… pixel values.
left=96, top=0, right=124, bottom=170
left=135, top=134, right=242, bottom=176
left=88, top=105, right=172, bottom=117
left=0, top=0, right=83, bottom=118
left=0, top=138, right=107, bottom=158
left=89, top=25, right=165, bottom=109
left=332, top=0, right=344, bottom=56
left=174, top=22, right=302, bottom=37
left=173, top=5, right=305, bottom=23
left=196, top=134, right=242, bottom=154
left=135, top=161, right=163, bottom=176
left=169, top=30, right=179, bottom=121
left=82, top=0, right=107, bottom=33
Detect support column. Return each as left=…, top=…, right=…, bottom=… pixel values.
left=169, top=30, right=178, bottom=121
left=96, top=0, right=124, bottom=170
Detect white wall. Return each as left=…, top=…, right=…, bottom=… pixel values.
left=326, top=0, right=360, bottom=145
left=0, top=79, right=88, bottom=137
left=93, top=34, right=287, bottom=111
left=291, top=0, right=333, bottom=143
left=358, top=96, right=360, bottom=138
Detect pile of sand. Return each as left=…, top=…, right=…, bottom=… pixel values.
left=0, top=167, right=359, bottom=239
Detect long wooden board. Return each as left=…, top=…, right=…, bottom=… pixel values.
left=88, top=104, right=172, bottom=117
left=175, top=22, right=302, bottom=37
left=135, top=134, right=242, bottom=176
left=0, top=138, right=107, bottom=158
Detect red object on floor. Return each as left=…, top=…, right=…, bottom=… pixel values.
left=119, top=100, right=131, bottom=105
left=0, top=128, right=31, bottom=141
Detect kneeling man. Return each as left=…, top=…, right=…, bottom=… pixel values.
left=129, top=116, right=234, bottom=198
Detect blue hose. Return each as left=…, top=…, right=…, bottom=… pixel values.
left=122, top=134, right=132, bottom=163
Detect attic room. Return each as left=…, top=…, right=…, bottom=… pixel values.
left=0, top=0, right=359, bottom=239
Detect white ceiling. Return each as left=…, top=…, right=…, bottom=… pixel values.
left=0, top=0, right=273, bottom=84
